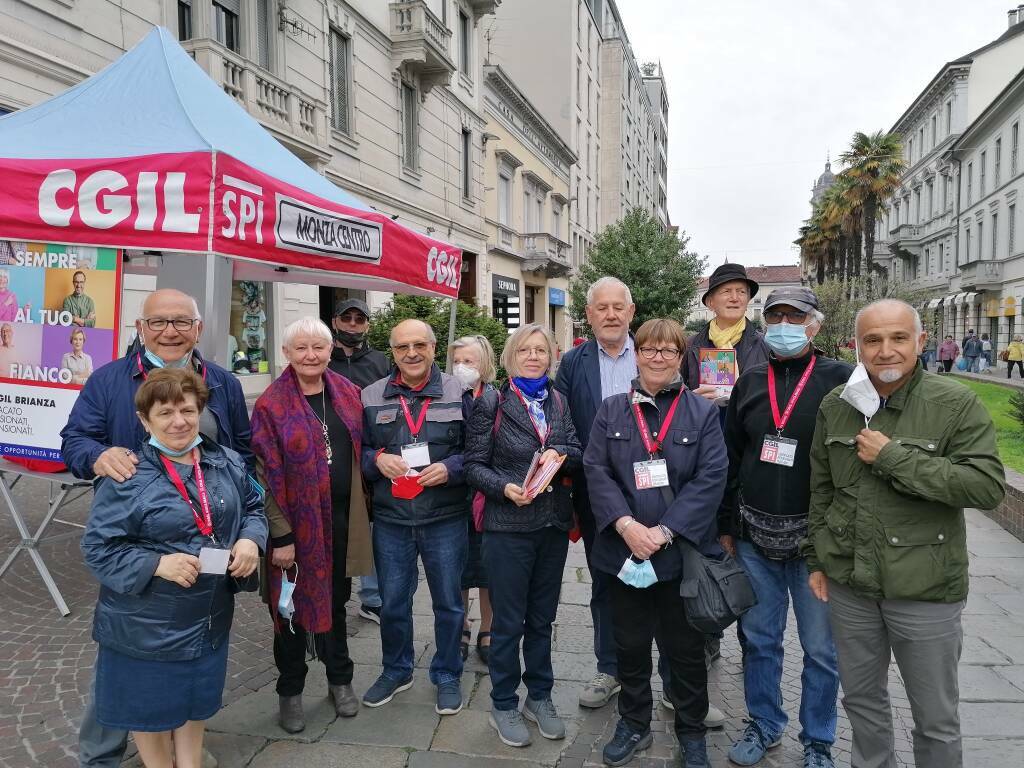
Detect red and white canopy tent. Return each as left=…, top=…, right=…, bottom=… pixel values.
left=0, top=26, right=463, bottom=298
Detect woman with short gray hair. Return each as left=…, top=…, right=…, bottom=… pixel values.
left=251, top=317, right=373, bottom=733
left=465, top=323, right=582, bottom=748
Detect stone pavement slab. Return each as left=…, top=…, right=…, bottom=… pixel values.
left=247, top=741, right=411, bottom=768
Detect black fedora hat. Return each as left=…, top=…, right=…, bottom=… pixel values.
left=701, top=263, right=759, bottom=306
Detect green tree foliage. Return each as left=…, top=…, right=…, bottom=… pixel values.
left=1008, top=389, right=1024, bottom=431
left=568, top=208, right=705, bottom=330
left=814, top=277, right=928, bottom=359
left=367, top=295, right=509, bottom=371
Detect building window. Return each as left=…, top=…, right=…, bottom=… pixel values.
left=552, top=203, right=562, bottom=239
left=230, top=281, right=269, bottom=375
left=978, top=220, right=984, bottom=261
left=1014, top=123, right=1020, bottom=175
left=944, top=174, right=951, bottom=209
left=966, top=162, right=973, bottom=204
left=461, top=129, right=472, bottom=200
left=523, top=184, right=533, bottom=231
left=497, top=170, right=512, bottom=225
left=965, top=225, right=971, bottom=262
left=328, top=28, right=351, bottom=134
left=992, top=213, right=998, bottom=259
left=996, top=138, right=1002, bottom=187
left=918, top=126, right=924, bottom=157
left=924, top=247, right=930, bottom=275
left=939, top=242, right=944, bottom=272
left=907, top=138, right=913, bottom=162
left=931, top=114, right=937, bottom=146
left=177, top=0, right=192, bottom=41
left=1010, top=204, right=1017, bottom=256
left=927, top=181, right=934, bottom=217
left=945, top=100, right=952, bottom=134
left=255, top=0, right=270, bottom=69
left=980, top=151, right=987, bottom=196
left=211, top=0, right=240, bottom=53
left=458, top=10, right=471, bottom=75
left=401, top=82, right=419, bottom=170
left=441, top=0, right=448, bottom=27
left=914, top=189, right=921, bottom=223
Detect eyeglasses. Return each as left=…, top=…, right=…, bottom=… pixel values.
left=391, top=341, right=432, bottom=355
left=764, top=309, right=809, bottom=324
left=143, top=317, right=198, bottom=332
left=637, top=346, right=681, bottom=361
left=516, top=346, right=550, bottom=358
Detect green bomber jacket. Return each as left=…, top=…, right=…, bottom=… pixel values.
left=802, top=367, right=1005, bottom=602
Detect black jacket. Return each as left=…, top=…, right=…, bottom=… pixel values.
left=681, top=321, right=769, bottom=393
left=465, top=383, right=582, bottom=533
left=329, top=343, right=390, bottom=390
left=584, top=380, right=727, bottom=580
left=718, top=349, right=853, bottom=537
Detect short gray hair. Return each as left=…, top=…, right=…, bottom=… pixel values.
left=450, top=335, right=497, bottom=383
left=389, top=319, right=436, bottom=346
left=501, top=323, right=557, bottom=377
left=282, top=316, right=333, bottom=348
left=854, top=299, right=922, bottom=337
left=586, top=276, right=633, bottom=306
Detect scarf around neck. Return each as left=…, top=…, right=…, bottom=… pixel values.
left=511, top=377, right=549, bottom=442
left=250, top=365, right=363, bottom=640
left=708, top=316, right=746, bottom=349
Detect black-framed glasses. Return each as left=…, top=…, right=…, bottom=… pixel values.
left=637, top=346, right=681, bottom=361
left=143, top=317, right=198, bottom=332
left=764, top=309, right=808, bottom=324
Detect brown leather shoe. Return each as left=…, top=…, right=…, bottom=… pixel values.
left=278, top=694, right=306, bottom=733
left=329, top=684, right=359, bottom=717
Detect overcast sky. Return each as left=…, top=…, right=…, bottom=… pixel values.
left=616, top=0, right=1020, bottom=273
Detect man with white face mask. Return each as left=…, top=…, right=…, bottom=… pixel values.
left=803, top=299, right=1004, bottom=768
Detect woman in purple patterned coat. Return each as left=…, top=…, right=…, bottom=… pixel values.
left=251, top=317, right=373, bottom=734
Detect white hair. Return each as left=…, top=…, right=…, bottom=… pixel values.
left=810, top=309, right=825, bottom=325
left=854, top=299, right=923, bottom=337
left=282, top=316, right=333, bottom=348
left=586, top=276, right=633, bottom=306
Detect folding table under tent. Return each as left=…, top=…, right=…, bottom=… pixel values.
left=0, top=26, right=463, bottom=616
left=0, top=25, right=464, bottom=297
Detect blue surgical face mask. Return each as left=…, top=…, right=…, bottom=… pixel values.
left=764, top=323, right=810, bottom=357
left=148, top=434, right=203, bottom=457
left=279, top=566, right=298, bottom=626
left=617, top=556, right=658, bottom=589
left=144, top=349, right=192, bottom=369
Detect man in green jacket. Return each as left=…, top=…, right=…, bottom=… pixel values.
left=803, top=299, right=1004, bottom=768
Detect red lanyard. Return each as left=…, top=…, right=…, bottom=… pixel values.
left=767, top=356, right=816, bottom=435
left=136, top=352, right=207, bottom=382
left=510, top=384, right=547, bottom=446
left=160, top=449, right=216, bottom=542
left=398, top=396, right=430, bottom=440
left=631, top=388, right=683, bottom=457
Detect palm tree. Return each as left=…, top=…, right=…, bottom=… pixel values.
left=819, top=177, right=862, bottom=282
left=838, top=131, right=906, bottom=286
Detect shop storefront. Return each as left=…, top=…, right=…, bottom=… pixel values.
left=492, top=273, right=521, bottom=330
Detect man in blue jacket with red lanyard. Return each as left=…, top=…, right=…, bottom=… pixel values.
left=61, top=287, right=253, bottom=768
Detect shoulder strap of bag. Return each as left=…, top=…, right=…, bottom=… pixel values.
left=492, top=389, right=504, bottom=436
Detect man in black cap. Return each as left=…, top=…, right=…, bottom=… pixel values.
left=718, top=287, right=850, bottom=768
left=329, top=297, right=390, bottom=622
left=682, top=263, right=769, bottom=400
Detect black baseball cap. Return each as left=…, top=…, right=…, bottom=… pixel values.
left=763, top=287, right=819, bottom=314
left=333, top=298, right=371, bottom=318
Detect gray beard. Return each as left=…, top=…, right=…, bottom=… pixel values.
left=878, top=368, right=903, bottom=383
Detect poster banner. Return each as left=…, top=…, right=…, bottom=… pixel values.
left=0, top=240, right=121, bottom=463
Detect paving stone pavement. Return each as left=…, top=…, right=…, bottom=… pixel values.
left=2, top=476, right=1024, bottom=768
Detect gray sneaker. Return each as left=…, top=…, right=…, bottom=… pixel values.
left=523, top=697, right=565, bottom=740
left=489, top=708, right=532, bottom=747
left=578, top=673, right=621, bottom=708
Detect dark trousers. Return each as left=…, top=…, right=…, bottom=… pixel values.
left=484, top=526, right=568, bottom=710
left=610, top=577, right=708, bottom=740
left=579, top=503, right=620, bottom=676
left=1009, top=360, right=1024, bottom=379
left=942, top=359, right=954, bottom=372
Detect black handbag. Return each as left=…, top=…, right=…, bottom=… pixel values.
left=677, top=537, right=757, bottom=634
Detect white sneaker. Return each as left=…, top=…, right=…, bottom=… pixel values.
left=660, top=694, right=726, bottom=728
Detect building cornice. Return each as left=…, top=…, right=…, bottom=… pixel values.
left=892, top=64, right=970, bottom=134
left=952, top=63, right=1024, bottom=154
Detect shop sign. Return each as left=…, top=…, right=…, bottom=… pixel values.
left=492, top=274, right=520, bottom=296
left=548, top=287, right=566, bottom=306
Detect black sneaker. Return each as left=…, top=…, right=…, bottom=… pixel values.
left=602, top=719, right=652, bottom=767
left=359, top=604, right=382, bottom=624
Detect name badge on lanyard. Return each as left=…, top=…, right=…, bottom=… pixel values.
left=399, top=396, right=432, bottom=468
left=161, top=449, right=221, bottom=555
left=630, top=388, right=683, bottom=490
left=760, top=357, right=816, bottom=468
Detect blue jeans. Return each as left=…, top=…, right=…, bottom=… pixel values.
left=374, top=517, right=467, bottom=686
left=736, top=541, right=839, bottom=745
left=483, top=527, right=568, bottom=710
left=358, top=526, right=381, bottom=608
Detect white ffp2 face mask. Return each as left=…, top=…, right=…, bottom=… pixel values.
left=839, top=342, right=879, bottom=426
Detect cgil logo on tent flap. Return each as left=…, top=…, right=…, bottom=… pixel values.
left=275, top=195, right=383, bottom=264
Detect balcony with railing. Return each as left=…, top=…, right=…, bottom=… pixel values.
left=390, top=0, right=455, bottom=94
left=522, top=233, right=572, bottom=277
left=183, top=39, right=328, bottom=158
left=959, top=259, right=1004, bottom=291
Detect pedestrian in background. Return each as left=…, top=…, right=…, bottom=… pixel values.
left=980, top=333, right=992, bottom=372
left=465, top=324, right=581, bottom=748
left=937, top=334, right=959, bottom=373
left=450, top=334, right=498, bottom=664
left=81, top=368, right=266, bottom=768
left=327, top=298, right=390, bottom=625
left=962, top=331, right=982, bottom=373
left=360, top=319, right=470, bottom=715
left=805, top=299, right=1005, bottom=768
left=251, top=317, right=371, bottom=733
left=719, top=288, right=849, bottom=768
left=1006, top=334, right=1024, bottom=379
left=585, top=318, right=728, bottom=768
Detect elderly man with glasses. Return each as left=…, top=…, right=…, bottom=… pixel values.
left=359, top=319, right=471, bottom=716
left=61, top=288, right=253, bottom=768
left=717, top=288, right=851, bottom=768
